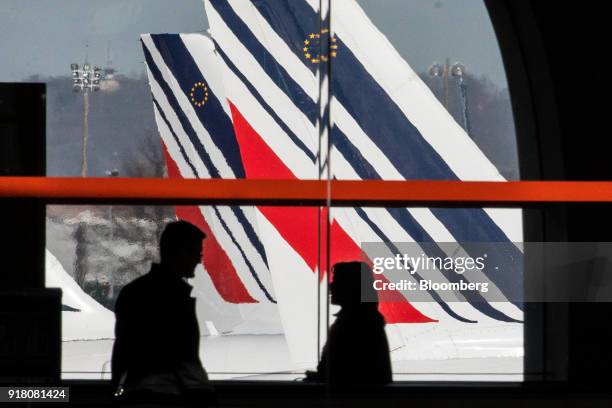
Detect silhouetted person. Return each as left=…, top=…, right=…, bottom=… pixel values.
left=305, top=261, right=392, bottom=387
left=111, top=220, right=214, bottom=406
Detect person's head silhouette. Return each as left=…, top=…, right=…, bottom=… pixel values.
left=330, top=261, right=377, bottom=309
left=159, top=221, right=206, bottom=279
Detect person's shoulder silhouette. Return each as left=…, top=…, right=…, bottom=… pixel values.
left=111, top=221, right=213, bottom=404
left=306, top=261, right=392, bottom=387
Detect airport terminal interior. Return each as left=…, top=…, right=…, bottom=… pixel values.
left=1, top=0, right=611, bottom=406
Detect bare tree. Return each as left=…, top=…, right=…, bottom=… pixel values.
left=119, top=131, right=174, bottom=243
left=102, top=132, right=175, bottom=305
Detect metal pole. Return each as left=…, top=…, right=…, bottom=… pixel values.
left=106, top=169, right=118, bottom=301
left=443, top=57, right=450, bottom=108
left=458, top=76, right=471, bottom=136
left=107, top=203, right=114, bottom=300
left=81, top=91, right=89, bottom=178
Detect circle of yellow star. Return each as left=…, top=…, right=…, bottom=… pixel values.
left=303, top=31, right=339, bottom=64
left=189, top=81, right=209, bottom=108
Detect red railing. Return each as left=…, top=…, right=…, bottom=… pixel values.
left=1, top=177, right=612, bottom=206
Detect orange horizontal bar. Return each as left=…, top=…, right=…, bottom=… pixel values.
left=0, top=177, right=612, bottom=207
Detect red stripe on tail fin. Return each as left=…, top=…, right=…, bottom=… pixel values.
left=162, top=142, right=257, bottom=303
left=228, top=102, right=435, bottom=323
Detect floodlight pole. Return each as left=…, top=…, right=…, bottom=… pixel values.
left=457, top=73, right=471, bottom=136
left=70, top=62, right=104, bottom=177
left=443, top=57, right=450, bottom=108
left=81, top=91, right=89, bottom=177
left=105, top=169, right=119, bottom=301
left=429, top=58, right=470, bottom=137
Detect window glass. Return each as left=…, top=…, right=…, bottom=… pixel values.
left=0, top=0, right=206, bottom=177
left=326, top=0, right=523, bottom=381
left=0, top=0, right=523, bottom=380
left=48, top=204, right=323, bottom=380
left=327, top=207, right=523, bottom=382
left=355, top=0, right=518, bottom=180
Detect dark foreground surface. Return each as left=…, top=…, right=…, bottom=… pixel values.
left=7, top=381, right=612, bottom=407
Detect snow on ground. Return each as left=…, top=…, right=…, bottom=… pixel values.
left=45, top=249, right=115, bottom=340
left=61, top=335, right=522, bottom=382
